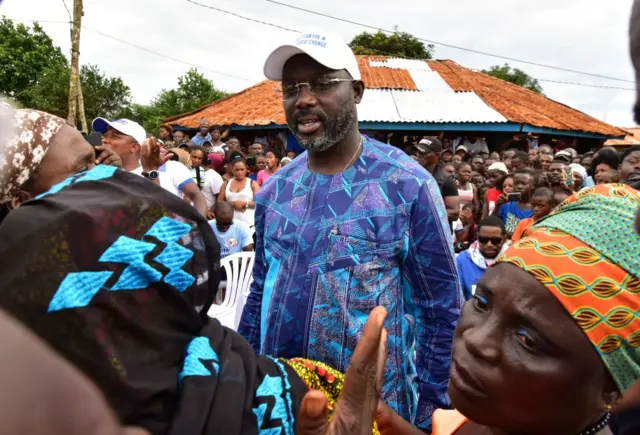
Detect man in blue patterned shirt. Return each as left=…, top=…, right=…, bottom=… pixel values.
left=238, top=29, right=462, bottom=430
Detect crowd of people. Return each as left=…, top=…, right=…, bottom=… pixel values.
left=2, top=7, right=640, bottom=435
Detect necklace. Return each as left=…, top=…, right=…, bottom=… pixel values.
left=307, top=135, right=363, bottom=173
left=341, top=135, right=363, bottom=172
left=576, top=411, right=611, bottom=435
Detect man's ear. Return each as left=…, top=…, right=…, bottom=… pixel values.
left=353, top=80, right=365, bottom=104
left=8, top=190, right=33, bottom=210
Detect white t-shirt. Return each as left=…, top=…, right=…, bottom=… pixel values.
left=131, top=160, right=193, bottom=198
left=202, top=169, right=224, bottom=209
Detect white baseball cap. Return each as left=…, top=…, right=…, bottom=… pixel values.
left=488, top=162, right=508, bottom=174
left=91, top=118, right=146, bottom=146
left=263, top=28, right=361, bottom=81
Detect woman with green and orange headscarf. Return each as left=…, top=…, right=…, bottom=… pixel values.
left=426, top=184, right=640, bottom=435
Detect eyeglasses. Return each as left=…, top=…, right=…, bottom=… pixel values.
left=276, top=75, right=355, bottom=100
left=478, top=236, right=503, bottom=246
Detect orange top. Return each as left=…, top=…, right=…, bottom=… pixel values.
left=432, top=409, right=468, bottom=435
left=511, top=217, right=535, bottom=243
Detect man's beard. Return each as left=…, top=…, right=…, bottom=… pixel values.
left=287, top=103, right=356, bottom=153
left=481, top=249, right=500, bottom=260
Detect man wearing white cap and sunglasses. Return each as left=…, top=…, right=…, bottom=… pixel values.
left=92, top=117, right=207, bottom=216
left=238, top=29, right=459, bottom=431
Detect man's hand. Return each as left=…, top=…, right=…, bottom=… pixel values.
left=94, top=146, right=122, bottom=168
left=297, top=306, right=388, bottom=435
left=140, top=137, right=170, bottom=172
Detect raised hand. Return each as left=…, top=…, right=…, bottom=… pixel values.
left=297, top=306, right=388, bottom=435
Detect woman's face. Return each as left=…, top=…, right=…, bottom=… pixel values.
left=266, top=152, right=279, bottom=169
left=572, top=172, right=584, bottom=190
left=502, top=177, right=514, bottom=194
left=450, top=263, right=614, bottom=435
left=453, top=155, right=462, bottom=165
left=232, top=162, right=247, bottom=179
left=595, top=163, right=617, bottom=184
left=190, top=150, right=204, bottom=167
left=458, top=164, right=472, bottom=183
left=159, top=127, right=170, bottom=140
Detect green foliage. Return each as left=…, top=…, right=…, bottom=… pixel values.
left=482, top=63, right=544, bottom=95
left=1, top=18, right=229, bottom=134
left=20, top=63, right=132, bottom=123
left=0, top=18, right=67, bottom=103
left=130, top=69, right=231, bottom=133
left=349, top=27, right=434, bottom=59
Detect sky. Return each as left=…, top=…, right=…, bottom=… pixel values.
left=2, top=0, right=638, bottom=127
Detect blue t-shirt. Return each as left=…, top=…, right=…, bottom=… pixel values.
left=208, top=220, right=254, bottom=258
left=456, top=251, right=485, bottom=301
left=499, top=201, right=533, bottom=235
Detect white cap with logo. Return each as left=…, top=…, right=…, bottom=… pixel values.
left=91, top=118, right=146, bottom=146
left=263, top=28, right=361, bottom=81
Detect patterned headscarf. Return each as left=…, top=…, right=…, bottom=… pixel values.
left=0, top=108, right=65, bottom=204
left=496, top=184, right=640, bottom=393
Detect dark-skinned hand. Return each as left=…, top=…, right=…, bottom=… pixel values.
left=140, top=136, right=171, bottom=172
left=94, top=145, right=122, bottom=168
left=296, top=306, right=388, bottom=435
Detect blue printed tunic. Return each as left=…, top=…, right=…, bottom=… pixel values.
left=238, top=137, right=461, bottom=429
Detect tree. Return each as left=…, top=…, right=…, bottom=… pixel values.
left=131, top=69, right=230, bottom=133
left=482, top=64, right=544, bottom=94
left=349, top=27, right=434, bottom=59
left=20, top=63, right=132, bottom=123
left=0, top=18, right=67, bottom=103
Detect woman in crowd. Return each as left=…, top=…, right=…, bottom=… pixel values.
left=569, top=163, right=589, bottom=191
left=456, top=162, right=478, bottom=212
left=426, top=184, right=640, bottom=434
left=591, top=148, right=620, bottom=185
left=501, top=174, right=515, bottom=195
left=222, top=150, right=243, bottom=182
left=482, top=162, right=508, bottom=219
left=189, top=146, right=206, bottom=190
left=257, top=148, right=281, bottom=186
left=218, top=156, right=260, bottom=228
left=158, top=125, right=174, bottom=149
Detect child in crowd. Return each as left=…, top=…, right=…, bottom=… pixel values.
left=511, top=187, right=555, bottom=242
left=493, top=169, right=534, bottom=238
left=482, top=162, right=508, bottom=219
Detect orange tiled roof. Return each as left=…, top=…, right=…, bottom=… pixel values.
left=165, top=56, right=625, bottom=137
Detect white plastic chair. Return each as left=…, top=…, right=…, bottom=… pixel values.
left=207, top=251, right=255, bottom=330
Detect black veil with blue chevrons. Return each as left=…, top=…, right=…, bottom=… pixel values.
left=0, top=165, right=308, bottom=434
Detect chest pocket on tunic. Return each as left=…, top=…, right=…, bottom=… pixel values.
left=326, top=233, right=401, bottom=272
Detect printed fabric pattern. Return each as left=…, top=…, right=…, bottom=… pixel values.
left=238, top=136, right=461, bottom=430
left=496, top=184, right=640, bottom=393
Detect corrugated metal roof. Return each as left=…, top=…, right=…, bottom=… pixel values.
left=165, top=56, right=626, bottom=137
left=359, top=90, right=507, bottom=123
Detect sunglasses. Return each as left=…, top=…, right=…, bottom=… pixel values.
left=478, top=236, right=503, bottom=246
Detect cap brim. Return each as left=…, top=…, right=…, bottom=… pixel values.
left=263, top=43, right=353, bottom=80
left=264, top=45, right=308, bottom=80
left=91, top=117, right=112, bottom=134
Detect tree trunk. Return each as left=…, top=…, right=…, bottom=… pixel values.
left=77, top=77, right=88, bottom=133
left=67, top=0, right=83, bottom=126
